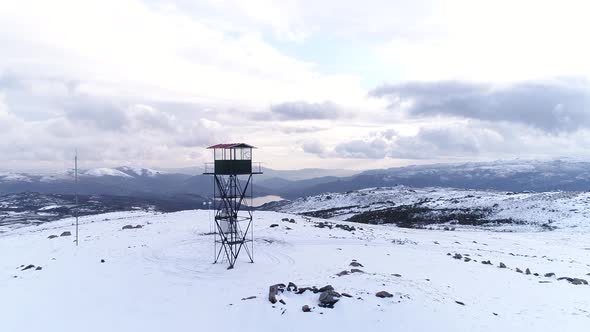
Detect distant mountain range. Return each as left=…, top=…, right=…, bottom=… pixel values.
left=2, top=159, right=590, bottom=201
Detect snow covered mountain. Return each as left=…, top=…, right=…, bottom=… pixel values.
left=272, top=185, right=590, bottom=232
left=1, top=209, right=589, bottom=331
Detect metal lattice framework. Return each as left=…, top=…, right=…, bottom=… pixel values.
left=212, top=174, right=254, bottom=269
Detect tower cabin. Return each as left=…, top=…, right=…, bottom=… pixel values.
left=204, top=143, right=262, bottom=175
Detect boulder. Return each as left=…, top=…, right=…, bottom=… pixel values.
left=319, top=290, right=341, bottom=308
left=453, top=253, right=462, bottom=260
left=318, top=285, right=334, bottom=292
left=499, top=262, right=507, bottom=268
left=268, top=283, right=286, bottom=304
left=35, top=266, right=42, bottom=271
left=302, top=305, right=311, bottom=312
left=21, top=264, right=35, bottom=271
left=122, top=225, right=134, bottom=230
left=60, top=231, right=72, bottom=237
left=336, top=270, right=349, bottom=277
left=557, top=277, right=588, bottom=285
left=544, top=273, right=556, bottom=277
left=455, top=301, right=465, bottom=306
left=350, top=268, right=364, bottom=273
left=270, top=224, right=279, bottom=228
left=341, top=293, right=352, bottom=298
left=281, top=218, right=290, bottom=222
left=464, top=257, right=471, bottom=262
left=47, top=235, right=58, bottom=239
left=515, top=268, right=523, bottom=273
left=350, top=261, right=364, bottom=267
left=287, top=282, right=298, bottom=291
left=289, top=219, right=296, bottom=223
left=481, top=260, right=492, bottom=265
left=375, top=291, right=394, bottom=298
left=525, top=268, right=531, bottom=275
left=100, top=259, right=106, bottom=263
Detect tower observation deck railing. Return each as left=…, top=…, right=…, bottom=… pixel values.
left=204, top=162, right=263, bottom=175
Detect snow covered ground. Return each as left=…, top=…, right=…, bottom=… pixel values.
left=1, top=210, right=589, bottom=331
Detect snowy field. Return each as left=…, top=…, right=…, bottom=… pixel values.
left=1, top=210, right=590, bottom=331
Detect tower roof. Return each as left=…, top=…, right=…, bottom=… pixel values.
left=207, top=143, right=256, bottom=149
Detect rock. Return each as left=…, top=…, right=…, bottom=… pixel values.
left=279, top=299, right=286, bottom=305
left=100, top=259, right=105, bottom=263
left=296, top=287, right=313, bottom=294
left=35, top=266, right=42, bottom=271
left=268, top=283, right=285, bottom=304
left=318, top=285, right=334, bottom=292
left=289, top=219, right=296, bottom=223
left=241, top=296, right=256, bottom=300
left=499, top=262, right=507, bottom=268
left=391, top=274, right=402, bottom=277
left=350, top=261, right=364, bottom=267
left=515, top=268, right=523, bottom=273
left=557, top=277, right=588, bottom=285
left=544, top=272, right=556, bottom=277
left=281, top=218, right=289, bottom=222
left=446, top=253, right=452, bottom=256
left=21, top=264, right=35, bottom=271
left=122, top=225, right=134, bottom=230
left=134, top=225, right=143, bottom=229
left=455, top=301, right=465, bottom=306
left=464, top=257, right=471, bottom=262
left=47, top=235, right=58, bottom=239
left=270, top=224, right=279, bottom=228
left=336, top=270, right=349, bottom=277
left=482, top=260, right=492, bottom=265
left=375, top=291, right=393, bottom=298
left=350, top=268, right=364, bottom=273
left=525, top=268, right=531, bottom=275
left=302, top=305, right=311, bottom=312
left=60, top=231, right=71, bottom=237
left=453, top=253, right=462, bottom=260
left=533, top=273, right=539, bottom=276
left=341, top=293, right=352, bottom=298
left=319, top=290, right=341, bottom=308
left=287, top=282, right=298, bottom=291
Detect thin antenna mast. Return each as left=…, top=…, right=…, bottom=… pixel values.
left=75, top=150, right=79, bottom=246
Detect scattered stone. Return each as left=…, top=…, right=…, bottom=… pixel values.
left=336, top=270, right=350, bottom=277
left=241, top=296, right=256, bottom=301
left=270, top=224, right=279, bottom=228
left=525, top=268, right=531, bottom=275
left=544, top=273, right=556, bottom=277
left=350, top=268, right=364, bottom=273
left=350, top=261, right=364, bottom=267
left=499, top=262, right=507, bottom=268
left=35, top=266, right=42, bottom=271
left=60, top=231, right=71, bottom=237
left=341, top=293, right=352, bottom=298
left=21, top=264, right=35, bottom=271
left=455, top=301, right=465, bottom=306
left=319, top=290, right=341, bottom=308
left=318, top=285, right=334, bottom=292
left=453, top=253, right=463, bottom=260
left=47, top=235, right=58, bottom=239
left=375, top=291, right=393, bottom=298
left=121, top=225, right=139, bottom=230
left=515, top=268, right=523, bottom=273
left=557, top=277, right=588, bottom=285
left=302, top=305, right=311, bottom=312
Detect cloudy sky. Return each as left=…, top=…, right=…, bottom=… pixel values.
left=2, top=0, right=590, bottom=171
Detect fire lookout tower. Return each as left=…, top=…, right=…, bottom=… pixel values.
left=204, top=143, right=262, bottom=269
